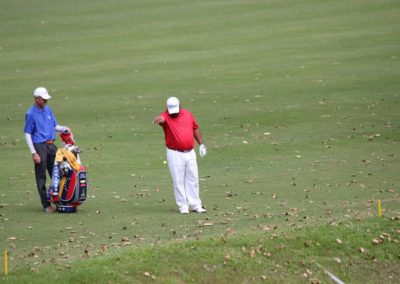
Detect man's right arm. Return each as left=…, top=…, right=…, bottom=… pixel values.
left=24, top=133, right=41, bottom=164
left=153, top=115, right=165, bottom=125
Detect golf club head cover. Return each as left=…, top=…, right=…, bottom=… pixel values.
left=60, top=130, right=75, bottom=146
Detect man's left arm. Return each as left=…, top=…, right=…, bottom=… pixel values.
left=194, top=128, right=206, bottom=157
left=50, top=108, right=70, bottom=133
left=55, top=125, right=70, bottom=133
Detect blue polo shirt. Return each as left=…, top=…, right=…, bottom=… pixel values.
left=24, top=105, right=58, bottom=143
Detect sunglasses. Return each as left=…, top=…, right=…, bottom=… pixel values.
left=36, top=97, right=47, bottom=102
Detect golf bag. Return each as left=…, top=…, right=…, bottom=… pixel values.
left=48, top=130, right=87, bottom=213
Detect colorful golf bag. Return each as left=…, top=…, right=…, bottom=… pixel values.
left=48, top=130, right=87, bottom=213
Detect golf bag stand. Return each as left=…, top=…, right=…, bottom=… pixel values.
left=48, top=130, right=87, bottom=213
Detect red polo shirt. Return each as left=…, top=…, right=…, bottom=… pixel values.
left=160, top=108, right=199, bottom=151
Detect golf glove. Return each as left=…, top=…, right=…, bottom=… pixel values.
left=199, top=144, right=207, bottom=157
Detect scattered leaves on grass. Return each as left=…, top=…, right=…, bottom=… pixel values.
left=370, top=232, right=396, bottom=245
left=264, top=252, right=272, bottom=258
left=203, top=263, right=216, bottom=272
left=198, top=220, right=213, bottom=227
left=366, top=133, right=381, bottom=141
left=220, top=219, right=230, bottom=225
left=309, top=278, right=321, bottom=284
left=220, top=233, right=229, bottom=243
left=303, top=268, right=313, bottom=278
left=98, top=244, right=108, bottom=253
left=222, top=228, right=236, bottom=238
left=249, top=247, right=256, bottom=257
left=81, top=249, right=90, bottom=258
left=144, top=272, right=156, bottom=280
left=372, top=238, right=381, bottom=245
left=258, top=224, right=271, bottom=232
left=134, top=234, right=143, bottom=241
left=122, top=240, right=132, bottom=246
left=304, top=240, right=319, bottom=248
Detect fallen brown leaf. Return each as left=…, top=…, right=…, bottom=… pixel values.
left=333, top=257, right=342, bottom=264
left=372, top=239, right=381, bottom=245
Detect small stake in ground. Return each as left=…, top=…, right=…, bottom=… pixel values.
left=377, top=199, right=382, bottom=217
left=4, top=250, right=8, bottom=276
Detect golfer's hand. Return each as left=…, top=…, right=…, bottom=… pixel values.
left=32, top=153, right=41, bottom=164
left=153, top=116, right=165, bottom=125
left=199, top=144, right=207, bottom=157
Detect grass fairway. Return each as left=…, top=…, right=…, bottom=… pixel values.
left=1, top=218, right=399, bottom=283
left=0, top=0, right=399, bottom=282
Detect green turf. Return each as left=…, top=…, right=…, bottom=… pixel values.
left=1, top=218, right=399, bottom=283
left=0, top=0, right=399, bottom=281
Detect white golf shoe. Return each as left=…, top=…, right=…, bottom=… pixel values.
left=179, top=206, right=189, bottom=214
left=192, top=206, right=206, bottom=213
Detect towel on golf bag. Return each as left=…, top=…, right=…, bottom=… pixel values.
left=55, top=148, right=81, bottom=171
left=48, top=130, right=87, bottom=211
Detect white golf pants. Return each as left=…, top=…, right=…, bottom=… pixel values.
left=166, top=148, right=202, bottom=210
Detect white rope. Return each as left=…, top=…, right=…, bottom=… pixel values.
left=313, top=261, right=345, bottom=284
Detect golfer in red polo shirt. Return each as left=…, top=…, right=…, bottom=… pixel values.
left=153, top=97, right=207, bottom=214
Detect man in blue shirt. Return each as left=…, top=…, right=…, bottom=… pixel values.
left=24, top=87, right=70, bottom=213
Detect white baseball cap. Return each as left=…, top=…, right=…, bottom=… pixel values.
left=33, top=87, right=51, bottom=100
left=167, top=97, right=180, bottom=114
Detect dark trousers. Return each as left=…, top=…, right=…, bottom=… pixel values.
left=33, top=143, right=57, bottom=208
